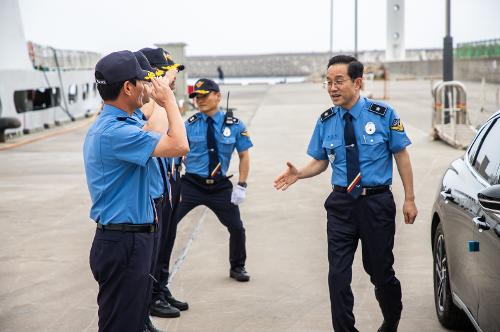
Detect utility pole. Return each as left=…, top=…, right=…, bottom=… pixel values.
left=443, top=0, right=453, bottom=81
left=354, top=0, right=358, bottom=58
left=330, top=0, right=334, bottom=58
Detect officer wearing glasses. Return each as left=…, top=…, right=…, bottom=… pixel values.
left=274, top=55, right=418, bottom=332
left=168, top=78, right=253, bottom=285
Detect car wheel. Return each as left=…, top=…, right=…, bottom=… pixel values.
left=433, top=222, right=469, bottom=329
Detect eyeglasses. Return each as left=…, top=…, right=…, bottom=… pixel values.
left=322, top=79, right=351, bottom=89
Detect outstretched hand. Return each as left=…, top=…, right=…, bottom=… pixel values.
left=274, top=162, right=299, bottom=191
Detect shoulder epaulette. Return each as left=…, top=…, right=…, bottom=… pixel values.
left=320, top=108, right=334, bottom=122
left=368, top=102, right=387, bottom=116
left=187, top=113, right=199, bottom=124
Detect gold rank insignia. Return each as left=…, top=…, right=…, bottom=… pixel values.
left=390, top=118, right=404, bottom=132
left=144, top=71, right=155, bottom=80
left=241, top=130, right=250, bottom=137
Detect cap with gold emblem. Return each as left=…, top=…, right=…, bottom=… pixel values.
left=189, top=78, right=220, bottom=98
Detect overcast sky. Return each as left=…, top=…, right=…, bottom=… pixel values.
left=18, top=0, right=500, bottom=56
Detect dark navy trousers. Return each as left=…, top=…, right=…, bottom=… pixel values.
left=152, top=176, right=182, bottom=298
left=89, top=227, right=158, bottom=332
left=325, top=190, right=402, bottom=332
left=165, top=173, right=247, bottom=270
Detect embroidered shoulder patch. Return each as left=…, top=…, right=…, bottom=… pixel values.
left=390, top=118, right=404, bottom=132
left=368, top=103, right=387, bottom=116
left=241, top=130, right=250, bottom=137
left=320, top=108, right=334, bottom=122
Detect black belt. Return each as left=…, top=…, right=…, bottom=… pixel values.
left=333, top=185, right=390, bottom=196
left=185, top=172, right=230, bottom=185
left=153, top=194, right=165, bottom=205
left=96, top=223, right=157, bottom=233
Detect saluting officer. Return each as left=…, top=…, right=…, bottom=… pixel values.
left=274, top=55, right=418, bottom=332
left=140, top=47, right=190, bottom=316
left=84, top=50, right=188, bottom=332
left=170, top=78, right=253, bottom=283
left=132, top=50, right=183, bottom=323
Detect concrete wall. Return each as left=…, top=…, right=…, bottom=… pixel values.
left=385, top=57, right=500, bottom=83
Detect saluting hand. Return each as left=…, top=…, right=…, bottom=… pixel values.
left=274, top=162, right=299, bottom=191
left=403, top=199, right=418, bottom=224
left=150, top=77, right=173, bottom=107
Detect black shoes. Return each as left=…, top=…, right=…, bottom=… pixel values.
left=377, top=320, right=399, bottom=332
left=230, top=266, right=250, bottom=282
left=144, top=316, right=163, bottom=332
left=163, top=286, right=189, bottom=311
left=150, top=296, right=181, bottom=318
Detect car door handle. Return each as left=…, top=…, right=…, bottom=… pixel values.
left=440, top=189, right=454, bottom=201
left=473, top=216, right=491, bottom=232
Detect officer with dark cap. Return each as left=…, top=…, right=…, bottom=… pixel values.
left=140, top=47, right=190, bottom=316
left=84, top=50, right=189, bottom=332
left=132, top=50, right=183, bottom=321
left=274, top=55, right=418, bottom=332
left=164, top=78, right=253, bottom=286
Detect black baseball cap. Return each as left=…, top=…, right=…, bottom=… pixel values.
left=133, top=51, right=156, bottom=80
left=95, top=50, right=151, bottom=85
left=140, top=47, right=185, bottom=73
left=189, top=78, right=220, bottom=98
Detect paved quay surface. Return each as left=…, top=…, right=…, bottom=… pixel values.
left=2, top=79, right=495, bottom=331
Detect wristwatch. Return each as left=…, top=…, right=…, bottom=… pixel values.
left=237, top=182, right=247, bottom=188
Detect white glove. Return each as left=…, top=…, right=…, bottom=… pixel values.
left=231, top=185, right=247, bottom=205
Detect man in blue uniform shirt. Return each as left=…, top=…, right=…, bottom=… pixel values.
left=274, top=55, right=418, bottom=332
left=139, top=47, right=190, bottom=316
left=132, top=50, right=184, bottom=322
left=83, top=50, right=188, bottom=332
left=166, top=78, right=253, bottom=285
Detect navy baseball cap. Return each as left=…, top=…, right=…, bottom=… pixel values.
left=140, top=47, right=185, bottom=73
left=189, top=78, right=220, bottom=98
left=95, top=50, right=152, bottom=85
left=133, top=51, right=156, bottom=80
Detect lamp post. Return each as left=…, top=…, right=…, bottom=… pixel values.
left=443, top=0, right=453, bottom=82
left=330, top=0, right=334, bottom=58
left=354, top=0, right=358, bottom=58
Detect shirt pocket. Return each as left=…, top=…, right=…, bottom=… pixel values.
left=219, top=136, right=236, bottom=154
left=189, top=136, right=206, bottom=155
left=359, top=134, right=387, bottom=161
left=322, top=139, right=343, bottom=164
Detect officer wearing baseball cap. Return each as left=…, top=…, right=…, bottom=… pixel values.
left=84, top=50, right=188, bottom=332
left=141, top=47, right=190, bottom=317
left=165, top=78, right=253, bottom=287
left=132, top=50, right=183, bottom=325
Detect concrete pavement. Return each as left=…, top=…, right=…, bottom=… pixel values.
left=0, top=80, right=488, bottom=331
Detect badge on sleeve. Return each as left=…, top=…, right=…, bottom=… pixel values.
left=365, top=122, right=376, bottom=135
left=390, top=119, right=404, bottom=132
left=223, top=127, right=231, bottom=137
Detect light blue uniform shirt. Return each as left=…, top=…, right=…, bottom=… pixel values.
left=133, top=109, right=165, bottom=199
left=83, top=104, right=161, bottom=225
left=184, top=110, right=253, bottom=177
left=307, top=96, right=411, bottom=187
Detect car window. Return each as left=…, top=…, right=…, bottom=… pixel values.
left=472, top=118, right=500, bottom=185
left=468, top=120, right=490, bottom=165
